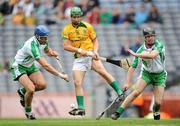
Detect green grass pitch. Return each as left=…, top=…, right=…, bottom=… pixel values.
left=0, top=118, right=179, bottom=126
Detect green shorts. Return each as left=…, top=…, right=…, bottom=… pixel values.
left=141, top=70, right=167, bottom=87
left=11, top=64, right=39, bottom=81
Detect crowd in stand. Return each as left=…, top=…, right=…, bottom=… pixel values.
left=0, top=0, right=163, bottom=27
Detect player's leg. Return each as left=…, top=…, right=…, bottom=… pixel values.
left=152, top=71, right=167, bottom=120
left=111, top=79, right=147, bottom=120
left=69, top=70, right=86, bottom=116
left=18, top=74, right=36, bottom=120
left=29, top=71, right=47, bottom=91
left=16, top=64, right=40, bottom=102
left=92, top=60, right=124, bottom=97
left=152, top=86, right=165, bottom=120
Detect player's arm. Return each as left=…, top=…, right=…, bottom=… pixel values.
left=62, top=38, right=88, bottom=56
left=124, top=67, right=135, bottom=89
left=88, top=23, right=99, bottom=60
left=126, top=67, right=135, bottom=85
left=91, top=38, right=100, bottom=60
left=44, top=47, right=59, bottom=57
left=36, top=57, right=68, bottom=80
left=128, top=49, right=159, bottom=59
left=124, top=56, right=139, bottom=90
left=93, top=38, right=99, bottom=53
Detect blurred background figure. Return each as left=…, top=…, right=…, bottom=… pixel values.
left=124, top=5, right=136, bottom=28
left=130, top=35, right=142, bottom=52
left=111, top=8, right=124, bottom=24
left=100, top=7, right=112, bottom=26
left=87, top=6, right=100, bottom=25
left=146, top=4, right=163, bottom=24
left=120, top=38, right=131, bottom=57
left=12, top=5, right=25, bottom=25
left=0, top=12, right=5, bottom=25
left=135, top=4, right=148, bottom=26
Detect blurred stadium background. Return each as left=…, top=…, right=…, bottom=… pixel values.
left=0, top=0, right=180, bottom=119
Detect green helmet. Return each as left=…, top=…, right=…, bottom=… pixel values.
left=70, top=7, right=83, bottom=17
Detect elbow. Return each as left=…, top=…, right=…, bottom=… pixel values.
left=63, top=46, right=68, bottom=51
left=63, top=45, right=69, bottom=51
left=149, top=54, right=157, bottom=59
left=41, top=63, right=50, bottom=69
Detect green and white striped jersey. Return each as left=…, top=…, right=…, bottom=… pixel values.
left=12, top=36, right=49, bottom=68
left=131, top=39, right=166, bottom=73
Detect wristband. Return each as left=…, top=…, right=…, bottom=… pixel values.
left=77, top=48, right=82, bottom=53
left=87, top=51, right=94, bottom=56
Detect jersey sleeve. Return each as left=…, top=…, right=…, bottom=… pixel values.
left=30, top=41, right=42, bottom=59
left=86, top=23, right=97, bottom=40
left=61, top=26, right=69, bottom=42
left=154, top=39, right=165, bottom=53
left=131, top=57, right=139, bottom=68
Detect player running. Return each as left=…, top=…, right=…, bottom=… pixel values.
left=62, top=7, right=124, bottom=116
left=11, top=25, right=68, bottom=120
left=111, top=27, right=167, bottom=120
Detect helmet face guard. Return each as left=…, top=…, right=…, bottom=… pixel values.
left=37, top=36, right=48, bottom=43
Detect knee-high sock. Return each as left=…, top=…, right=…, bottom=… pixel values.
left=117, top=106, right=124, bottom=115
left=20, top=87, right=26, bottom=94
left=76, top=96, right=84, bottom=109
left=153, top=103, right=160, bottom=112
left=110, top=81, right=123, bottom=95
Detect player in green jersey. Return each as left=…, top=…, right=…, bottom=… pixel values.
left=111, top=27, right=167, bottom=120
left=11, top=25, right=68, bottom=120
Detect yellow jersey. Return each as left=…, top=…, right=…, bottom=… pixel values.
left=62, top=21, right=97, bottom=52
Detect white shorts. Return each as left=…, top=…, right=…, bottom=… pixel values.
left=72, top=57, right=92, bottom=71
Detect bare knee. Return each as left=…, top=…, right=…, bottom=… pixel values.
left=26, top=85, right=35, bottom=95
left=36, top=83, right=47, bottom=91
left=74, top=80, right=82, bottom=88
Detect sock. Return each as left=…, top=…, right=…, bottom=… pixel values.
left=116, top=106, right=124, bottom=115
left=20, top=87, right=26, bottom=95
left=110, top=81, right=123, bottom=95
left=25, top=106, right=32, bottom=113
left=76, top=96, right=84, bottom=109
left=153, top=103, right=160, bottom=112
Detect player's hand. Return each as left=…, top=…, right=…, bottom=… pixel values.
left=127, top=49, right=137, bottom=57
left=51, top=50, right=59, bottom=57
left=77, top=48, right=88, bottom=57
left=58, top=73, right=69, bottom=82
left=86, top=51, right=99, bottom=60
left=62, top=74, right=69, bottom=82
left=92, top=51, right=99, bottom=60
left=123, top=83, right=131, bottom=91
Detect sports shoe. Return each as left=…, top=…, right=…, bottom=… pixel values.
left=17, top=89, right=25, bottom=107
left=153, top=112, right=160, bottom=120
left=25, top=113, right=36, bottom=120
left=69, top=108, right=85, bottom=116
left=111, top=112, right=120, bottom=120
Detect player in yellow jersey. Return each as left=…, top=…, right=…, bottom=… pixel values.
left=62, top=7, right=124, bottom=116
